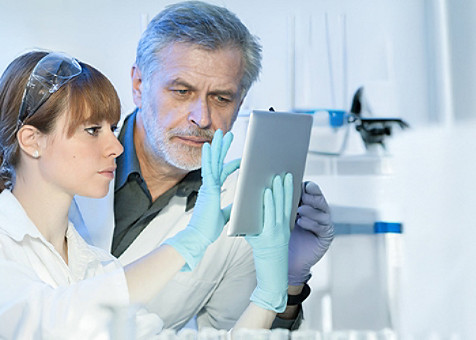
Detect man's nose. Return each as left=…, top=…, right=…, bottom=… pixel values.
left=188, top=98, right=212, bottom=129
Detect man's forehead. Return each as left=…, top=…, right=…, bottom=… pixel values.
left=155, top=43, right=244, bottom=82
left=166, top=76, right=240, bottom=95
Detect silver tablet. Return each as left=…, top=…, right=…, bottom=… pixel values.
left=227, top=110, right=313, bottom=236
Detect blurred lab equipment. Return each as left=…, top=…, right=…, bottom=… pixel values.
left=270, top=329, right=290, bottom=340
left=350, top=87, right=409, bottom=152
left=291, top=329, right=323, bottom=340
left=196, top=327, right=227, bottom=340
left=306, top=87, right=409, bottom=159
left=177, top=329, right=199, bottom=340
left=301, top=87, right=408, bottom=335
left=233, top=329, right=271, bottom=340
left=106, top=304, right=138, bottom=340
left=147, top=328, right=402, bottom=339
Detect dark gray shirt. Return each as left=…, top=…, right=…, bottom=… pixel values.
left=112, top=111, right=201, bottom=257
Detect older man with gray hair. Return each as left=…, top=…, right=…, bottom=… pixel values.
left=71, top=0, right=334, bottom=331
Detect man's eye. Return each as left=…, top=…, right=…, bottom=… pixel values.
left=216, top=95, right=231, bottom=103
left=173, top=89, right=189, bottom=95
left=85, top=126, right=101, bottom=136
left=111, top=124, right=118, bottom=133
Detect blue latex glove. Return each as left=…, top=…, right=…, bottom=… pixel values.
left=163, top=130, right=240, bottom=271
left=288, top=181, right=334, bottom=285
left=246, top=173, right=293, bottom=313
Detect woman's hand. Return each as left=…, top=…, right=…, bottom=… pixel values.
left=163, top=130, right=240, bottom=271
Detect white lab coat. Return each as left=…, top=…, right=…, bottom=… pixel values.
left=70, top=171, right=257, bottom=330
left=0, top=190, right=163, bottom=339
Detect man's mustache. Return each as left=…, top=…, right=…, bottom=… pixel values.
left=166, top=127, right=215, bottom=143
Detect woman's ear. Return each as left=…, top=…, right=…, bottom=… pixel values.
left=17, top=125, right=43, bottom=159
left=131, top=64, right=143, bottom=109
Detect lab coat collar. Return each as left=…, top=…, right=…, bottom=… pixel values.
left=0, top=190, right=105, bottom=276
left=65, top=221, right=108, bottom=278
left=0, top=189, right=43, bottom=241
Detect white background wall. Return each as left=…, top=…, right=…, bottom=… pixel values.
left=1, top=0, right=435, bottom=125
left=1, top=0, right=475, bottom=338
left=391, top=121, right=476, bottom=339
left=447, top=0, right=476, bottom=122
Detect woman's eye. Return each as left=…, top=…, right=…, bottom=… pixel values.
left=111, top=124, right=118, bottom=133
left=85, top=126, right=101, bottom=136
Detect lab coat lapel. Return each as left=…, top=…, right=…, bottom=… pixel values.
left=118, top=195, right=193, bottom=266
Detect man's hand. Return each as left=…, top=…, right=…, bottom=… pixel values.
left=288, top=181, right=334, bottom=286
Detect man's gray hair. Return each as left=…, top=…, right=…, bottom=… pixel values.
left=136, top=1, right=262, bottom=97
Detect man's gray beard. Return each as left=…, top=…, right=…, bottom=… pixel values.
left=159, top=135, right=203, bottom=171
left=141, top=109, right=214, bottom=171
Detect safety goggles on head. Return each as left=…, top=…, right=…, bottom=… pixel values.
left=17, top=52, right=82, bottom=127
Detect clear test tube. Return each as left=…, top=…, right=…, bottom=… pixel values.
left=105, top=304, right=138, bottom=340
left=177, top=328, right=198, bottom=340
left=270, top=328, right=290, bottom=340
left=158, top=329, right=178, bottom=340
left=347, top=330, right=378, bottom=340
left=197, top=327, right=227, bottom=340
left=291, top=329, right=323, bottom=340
left=249, top=329, right=271, bottom=340
left=376, top=328, right=398, bottom=340
left=232, top=328, right=251, bottom=340
left=325, top=331, right=349, bottom=340
left=233, top=328, right=270, bottom=340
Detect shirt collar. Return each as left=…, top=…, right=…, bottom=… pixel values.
left=180, top=170, right=202, bottom=212
left=0, top=191, right=106, bottom=274
left=65, top=221, right=107, bottom=273
left=0, top=190, right=43, bottom=241
left=176, top=169, right=202, bottom=197
left=115, top=109, right=141, bottom=191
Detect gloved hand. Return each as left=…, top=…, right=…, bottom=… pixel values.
left=246, top=173, right=293, bottom=313
left=288, top=181, right=334, bottom=285
left=163, top=130, right=240, bottom=271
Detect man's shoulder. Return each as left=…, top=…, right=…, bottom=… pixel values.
left=117, top=110, right=137, bottom=141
